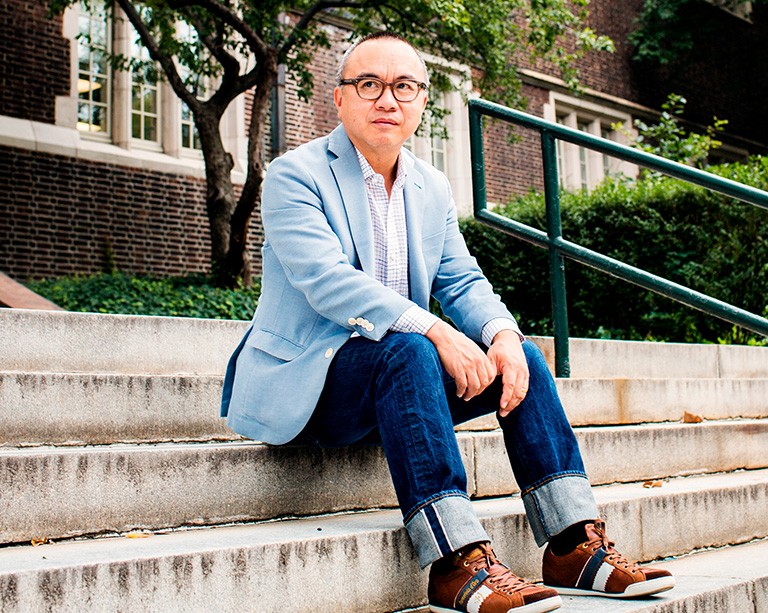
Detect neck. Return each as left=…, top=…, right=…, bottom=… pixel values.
left=358, top=145, right=400, bottom=196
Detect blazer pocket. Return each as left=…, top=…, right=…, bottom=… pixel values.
left=245, top=328, right=306, bottom=362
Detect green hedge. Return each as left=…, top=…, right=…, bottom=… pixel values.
left=28, top=273, right=261, bottom=321
left=460, top=158, right=768, bottom=344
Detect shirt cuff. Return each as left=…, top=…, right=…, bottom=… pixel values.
left=481, top=317, right=524, bottom=347
left=390, top=305, right=440, bottom=335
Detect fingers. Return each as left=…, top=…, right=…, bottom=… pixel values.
left=488, top=333, right=529, bottom=417
left=426, top=321, right=496, bottom=401
left=499, top=365, right=529, bottom=417
left=460, top=352, right=496, bottom=401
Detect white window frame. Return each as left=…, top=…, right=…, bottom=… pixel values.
left=75, top=0, right=112, bottom=139
left=49, top=2, right=246, bottom=180
left=544, top=92, right=639, bottom=192
left=406, top=58, right=475, bottom=217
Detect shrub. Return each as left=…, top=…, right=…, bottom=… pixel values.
left=461, top=158, right=768, bottom=344
left=27, top=273, right=261, bottom=320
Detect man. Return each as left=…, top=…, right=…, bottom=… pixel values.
left=221, top=32, right=675, bottom=612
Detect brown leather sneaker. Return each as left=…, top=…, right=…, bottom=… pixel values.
left=542, top=519, right=675, bottom=598
left=428, top=542, right=562, bottom=613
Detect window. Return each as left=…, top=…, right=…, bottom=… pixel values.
left=545, top=93, right=638, bottom=192
left=404, top=82, right=475, bottom=217
left=72, top=2, right=208, bottom=157
left=130, top=44, right=160, bottom=143
left=76, top=0, right=110, bottom=135
left=180, top=103, right=201, bottom=150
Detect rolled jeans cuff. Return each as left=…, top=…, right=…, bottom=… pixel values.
left=404, top=491, right=489, bottom=569
left=522, top=473, right=599, bottom=546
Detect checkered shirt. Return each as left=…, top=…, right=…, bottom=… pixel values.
left=354, top=148, right=517, bottom=345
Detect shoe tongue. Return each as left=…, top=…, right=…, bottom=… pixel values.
left=584, top=522, right=603, bottom=542
left=462, top=546, right=489, bottom=560
left=459, top=543, right=494, bottom=565
left=584, top=521, right=612, bottom=549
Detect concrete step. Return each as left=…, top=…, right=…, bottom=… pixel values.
left=0, top=471, right=765, bottom=612
left=2, top=309, right=766, bottom=378
left=0, top=371, right=235, bottom=446
left=2, top=420, right=766, bottom=545
left=2, top=370, right=767, bottom=446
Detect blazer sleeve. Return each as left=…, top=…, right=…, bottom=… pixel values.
left=261, top=152, right=415, bottom=341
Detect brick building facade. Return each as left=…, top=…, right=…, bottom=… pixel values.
left=1, top=1, right=766, bottom=281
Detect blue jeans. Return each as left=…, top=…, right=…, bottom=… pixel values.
left=294, top=333, right=598, bottom=568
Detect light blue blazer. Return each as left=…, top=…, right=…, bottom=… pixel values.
left=221, top=124, right=516, bottom=444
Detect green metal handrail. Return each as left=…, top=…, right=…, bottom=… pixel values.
left=468, top=97, right=768, bottom=377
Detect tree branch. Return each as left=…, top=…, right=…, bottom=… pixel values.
left=180, top=8, right=241, bottom=77
left=167, top=0, right=270, bottom=62
left=279, top=0, right=371, bottom=58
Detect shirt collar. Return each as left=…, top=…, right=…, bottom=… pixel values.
left=354, top=147, right=408, bottom=188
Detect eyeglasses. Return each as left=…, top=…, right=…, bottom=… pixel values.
left=338, top=77, right=428, bottom=102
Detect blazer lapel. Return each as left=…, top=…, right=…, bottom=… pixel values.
left=403, top=155, right=430, bottom=309
left=328, top=126, right=376, bottom=276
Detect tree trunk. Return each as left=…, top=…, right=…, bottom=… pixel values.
left=220, top=60, right=277, bottom=288
left=195, top=109, right=237, bottom=285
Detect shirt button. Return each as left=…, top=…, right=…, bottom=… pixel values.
left=324, top=348, right=333, bottom=359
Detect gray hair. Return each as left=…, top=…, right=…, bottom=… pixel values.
left=336, top=32, right=430, bottom=86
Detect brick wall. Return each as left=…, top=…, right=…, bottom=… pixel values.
left=0, top=0, right=70, bottom=124
left=0, top=145, right=261, bottom=281
left=483, top=85, right=551, bottom=205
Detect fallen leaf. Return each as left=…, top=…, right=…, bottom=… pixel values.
left=683, top=411, right=703, bottom=423
left=125, top=532, right=151, bottom=539
left=643, top=480, right=664, bottom=488
left=31, top=538, right=48, bottom=546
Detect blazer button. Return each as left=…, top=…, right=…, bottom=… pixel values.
left=347, top=317, right=356, bottom=326
left=324, top=348, right=333, bottom=359
left=355, top=317, right=365, bottom=326
left=366, top=323, right=375, bottom=331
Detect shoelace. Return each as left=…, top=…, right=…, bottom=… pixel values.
left=588, top=520, right=641, bottom=573
left=464, top=544, right=530, bottom=594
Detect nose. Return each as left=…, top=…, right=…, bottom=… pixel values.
left=375, top=84, right=398, bottom=110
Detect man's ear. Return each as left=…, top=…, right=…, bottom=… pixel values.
left=333, top=87, right=343, bottom=118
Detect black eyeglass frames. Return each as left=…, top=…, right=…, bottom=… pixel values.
left=338, top=77, right=428, bottom=102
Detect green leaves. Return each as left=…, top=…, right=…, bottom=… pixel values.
left=28, top=273, right=262, bottom=320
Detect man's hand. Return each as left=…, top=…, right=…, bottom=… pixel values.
left=487, top=330, right=529, bottom=417
left=426, top=320, right=497, bottom=401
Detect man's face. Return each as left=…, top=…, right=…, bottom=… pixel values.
left=334, top=38, right=428, bottom=161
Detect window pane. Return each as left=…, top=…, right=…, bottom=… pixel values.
left=132, top=114, right=141, bottom=139
left=143, top=89, right=156, bottom=114
left=77, top=0, right=110, bottom=136
left=92, top=105, right=107, bottom=131
left=78, top=101, right=91, bottom=124
left=132, top=86, right=142, bottom=111
left=144, top=117, right=157, bottom=141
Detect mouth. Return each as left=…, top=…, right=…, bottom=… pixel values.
left=373, top=118, right=398, bottom=126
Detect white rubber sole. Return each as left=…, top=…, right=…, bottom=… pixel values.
left=547, top=575, right=676, bottom=598
left=429, top=594, right=562, bottom=613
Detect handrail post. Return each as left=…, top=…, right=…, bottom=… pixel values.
left=541, top=129, right=571, bottom=377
